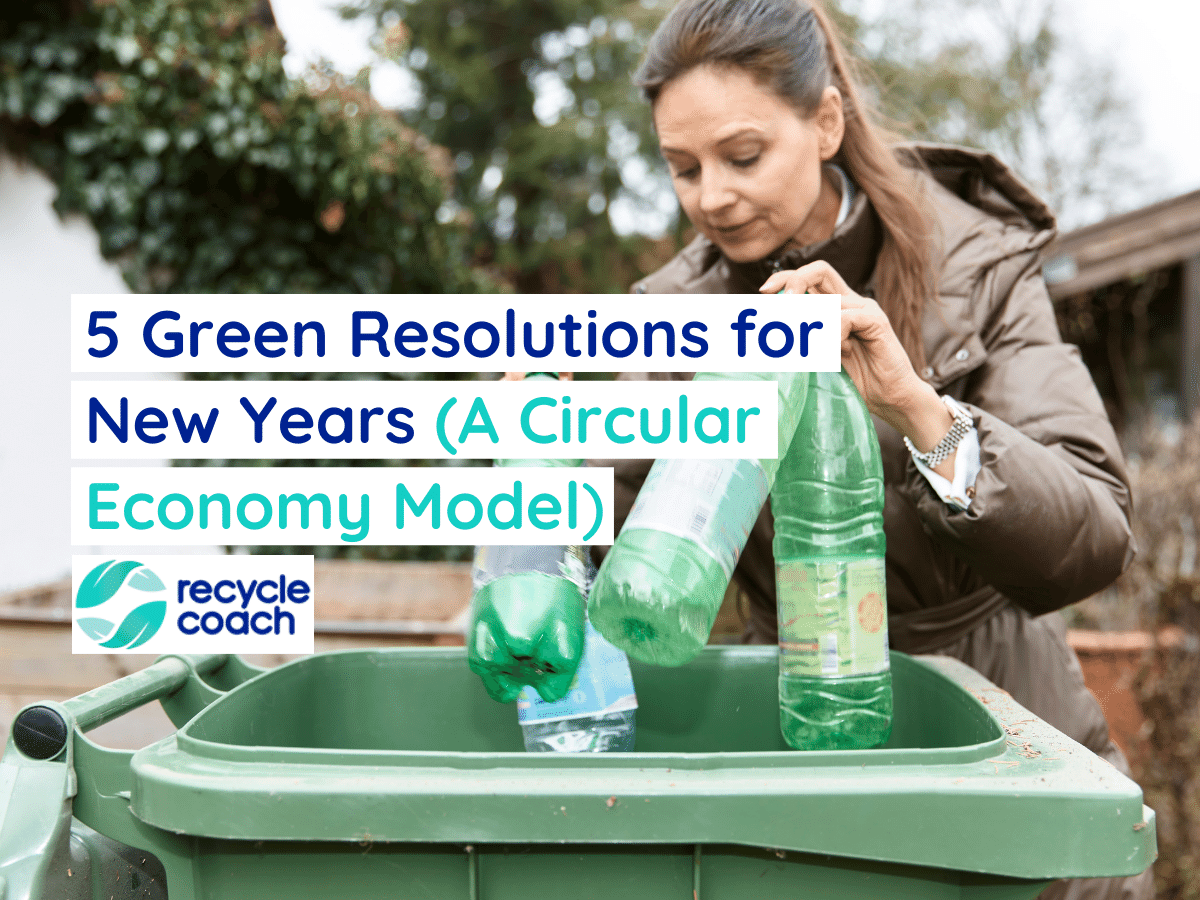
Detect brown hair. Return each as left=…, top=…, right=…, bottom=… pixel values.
left=636, top=0, right=934, bottom=371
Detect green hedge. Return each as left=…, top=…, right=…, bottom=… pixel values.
left=1, top=0, right=500, bottom=560
left=0, top=0, right=495, bottom=294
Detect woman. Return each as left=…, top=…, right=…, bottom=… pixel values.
left=591, top=2, right=1150, bottom=898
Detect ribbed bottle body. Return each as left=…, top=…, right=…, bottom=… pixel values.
left=772, top=371, right=892, bottom=750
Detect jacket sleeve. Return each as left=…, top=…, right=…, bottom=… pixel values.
left=902, top=253, right=1136, bottom=616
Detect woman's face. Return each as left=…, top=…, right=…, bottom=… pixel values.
left=653, top=64, right=844, bottom=263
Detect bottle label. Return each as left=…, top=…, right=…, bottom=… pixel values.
left=622, top=458, right=770, bottom=578
left=777, top=557, right=889, bottom=677
left=517, top=621, right=638, bottom=723
left=472, top=544, right=588, bottom=592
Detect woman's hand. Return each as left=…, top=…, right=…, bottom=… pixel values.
left=759, top=261, right=957, bottom=476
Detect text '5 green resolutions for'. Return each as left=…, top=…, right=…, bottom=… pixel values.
left=70, top=295, right=843, bottom=372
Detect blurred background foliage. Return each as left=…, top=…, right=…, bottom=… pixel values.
left=1100, top=416, right=1200, bottom=900
left=0, top=0, right=1147, bottom=559
left=0, top=0, right=499, bottom=294
left=339, top=0, right=1143, bottom=297
left=341, top=0, right=675, bottom=294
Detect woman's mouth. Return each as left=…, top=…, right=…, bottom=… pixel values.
left=713, top=219, right=753, bottom=236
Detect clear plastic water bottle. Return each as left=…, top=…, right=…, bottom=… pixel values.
left=589, top=371, right=809, bottom=666
left=518, top=617, right=637, bottom=752
left=772, top=369, right=892, bottom=750
left=467, top=373, right=587, bottom=703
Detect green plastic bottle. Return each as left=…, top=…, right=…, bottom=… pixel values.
left=467, top=373, right=587, bottom=703
left=589, top=371, right=809, bottom=666
left=468, top=543, right=588, bottom=702
left=772, top=369, right=893, bottom=750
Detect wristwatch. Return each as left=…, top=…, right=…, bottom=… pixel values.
left=904, top=396, right=973, bottom=469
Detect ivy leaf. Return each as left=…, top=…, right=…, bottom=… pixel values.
left=142, top=128, right=169, bottom=155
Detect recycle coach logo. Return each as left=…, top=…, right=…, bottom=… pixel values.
left=75, top=560, right=167, bottom=650
left=72, top=554, right=315, bottom=655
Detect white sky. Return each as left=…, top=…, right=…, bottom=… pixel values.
left=270, top=0, right=1200, bottom=221
left=1060, top=0, right=1200, bottom=200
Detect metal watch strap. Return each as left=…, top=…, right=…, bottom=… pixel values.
left=904, top=397, right=973, bottom=469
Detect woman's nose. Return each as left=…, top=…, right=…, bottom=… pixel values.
left=697, top=167, right=736, bottom=216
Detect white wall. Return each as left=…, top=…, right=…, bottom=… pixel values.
left=0, top=153, right=221, bottom=594
left=0, top=154, right=128, bottom=591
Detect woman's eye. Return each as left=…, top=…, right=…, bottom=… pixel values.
left=731, top=155, right=759, bottom=169
left=673, top=166, right=699, bottom=180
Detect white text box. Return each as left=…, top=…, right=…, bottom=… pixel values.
left=71, top=294, right=841, bottom=373
left=71, top=379, right=779, bottom=459
left=72, top=466, right=614, bottom=546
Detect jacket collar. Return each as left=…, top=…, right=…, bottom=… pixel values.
left=649, top=143, right=1057, bottom=390
left=721, top=174, right=983, bottom=391
left=726, top=186, right=884, bottom=293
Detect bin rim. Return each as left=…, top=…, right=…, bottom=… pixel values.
left=166, top=648, right=1009, bottom=769
left=118, top=647, right=1156, bottom=882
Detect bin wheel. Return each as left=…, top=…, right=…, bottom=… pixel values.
left=12, top=706, right=68, bottom=760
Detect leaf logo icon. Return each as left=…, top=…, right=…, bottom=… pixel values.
left=76, top=560, right=143, bottom=609
left=77, top=617, right=115, bottom=640
left=99, top=601, right=167, bottom=650
left=75, top=560, right=167, bottom=649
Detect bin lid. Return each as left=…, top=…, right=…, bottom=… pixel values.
left=128, top=648, right=1155, bottom=881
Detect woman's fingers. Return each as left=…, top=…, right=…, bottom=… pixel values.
left=758, top=262, right=882, bottom=346
left=758, top=260, right=849, bottom=296
left=758, top=271, right=827, bottom=294
left=839, top=305, right=891, bottom=346
left=756, top=261, right=921, bottom=421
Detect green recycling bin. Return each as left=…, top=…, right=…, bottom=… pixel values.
left=0, top=647, right=1155, bottom=900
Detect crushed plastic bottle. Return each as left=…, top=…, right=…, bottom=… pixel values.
left=772, top=369, right=892, bottom=750
left=467, top=373, right=587, bottom=703
left=468, top=543, right=588, bottom=702
left=518, top=616, right=637, bottom=752
left=589, top=371, right=809, bottom=666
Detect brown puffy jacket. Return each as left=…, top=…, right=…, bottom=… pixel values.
left=592, top=144, right=1148, bottom=900
left=595, top=143, right=1135, bottom=652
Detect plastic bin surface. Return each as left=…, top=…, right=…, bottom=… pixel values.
left=0, top=647, right=1156, bottom=900
left=122, top=648, right=1155, bottom=881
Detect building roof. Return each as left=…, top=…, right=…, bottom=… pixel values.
left=1043, top=189, right=1200, bottom=299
